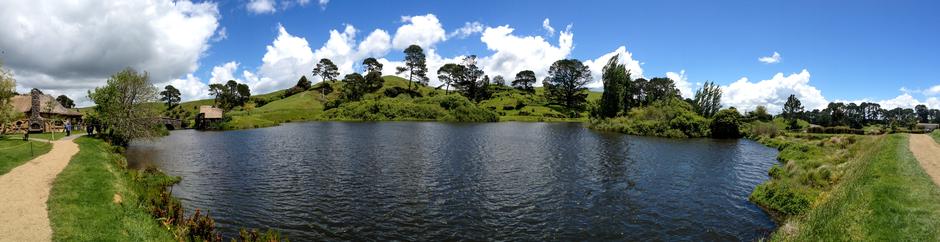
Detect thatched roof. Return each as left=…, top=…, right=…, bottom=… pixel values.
left=10, top=94, right=82, bottom=117
left=199, top=105, right=223, bottom=119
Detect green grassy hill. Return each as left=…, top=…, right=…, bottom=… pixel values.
left=214, top=75, right=601, bottom=129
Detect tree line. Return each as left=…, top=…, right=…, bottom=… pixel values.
left=779, top=94, right=938, bottom=129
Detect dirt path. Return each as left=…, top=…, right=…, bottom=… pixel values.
left=909, top=134, right=940, bottom=187
left=0, top=135, right=81, bottom=242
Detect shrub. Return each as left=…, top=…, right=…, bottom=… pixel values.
left=750, top=182, right=813, bottom=216
left=709, top=108, right=743, bottom=138
left=807, top=126, right=864, bottom=135
left=383, top=86, right=422, bottom=98
left=590, top=99, right=709, bottom=138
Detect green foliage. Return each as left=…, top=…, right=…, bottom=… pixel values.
left=0, top=64, right=16, bottom=131
left=807, top=126, right=865, bottom=134
left=56, top=94, right=76, bottom=109
left=88, top=68, right=162, bottom=146
left=312, top=58, right=340, bottom=83
left=511, top=70, right=536, bottom=93
left=437, top=55, right=490, bottom=102
left=283, top=76, right=312, bottom=97
left=159, top=85, right=181, bottom=108
left=209, top=80, right=251, bottom=111
left=341, top=73, right=369, bottom=101
left=590, top=99, right=709, bottom=138
left=771, top=134, right=940, bottom=241
left=742, top=120, right=779, bottom=138
left=595, top=54, right=630, bottom=118
left=781, top=94, right=804, bottom=124
left=383, top=86, right=422, bottom=98
left=710, top=108, right=743, bottom=138
left=746, top=105, right=773, bottom=122
left=323, top=94, right=498, bottom=122
left=395, top=45, right=430, bottom=90
left=750, top=182, right=813, bottom=216
left=692, top=81, right=722, bottom=117
left=544, top=59, right=591, bottom=110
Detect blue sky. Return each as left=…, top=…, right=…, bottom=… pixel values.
left=1, top=0, right=938, bottom=110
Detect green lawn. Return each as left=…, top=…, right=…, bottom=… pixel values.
left=931, top=130, right=940, bottom=143
left=0, top=137, right=52, bottom=175
left=48, top=137, right=174, bottom=241
left=772, top=134, right=940, bottom=241
left=25, top=130, right=86, bottom=141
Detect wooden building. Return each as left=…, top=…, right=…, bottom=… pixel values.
left=4, top=90, right=83, bottom=134
left=195, top=105, right=223, bottom=130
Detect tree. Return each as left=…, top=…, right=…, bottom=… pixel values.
left=87, top=68, right=161, bottom=146
left=544, top=59, right=592, bottom=110
left=492, top=75, right=506, bottom=86
left=0, top=64, right=16, bottom=134
left=209, top=80, right=250, bottom=111
left=512, top=70, right=536, bottom=93
left=929, top=109, right=940, bottom=124
left=782, top=94, right=804, bottom=129
left=395, top=45, right=429, bottom=90
left=693, top=81, right=722, bottom=117
left=286, top=76, right=313, bottom=97
left=362, top=57, right=385, bottom=93
left=915, top=104, right=929, bottom=123
left=437, top=56, right=490, bottom=102
left=597, top=54, right=629, bottom=118
left=243, top=101, right=256, bottom=115
left=53, top=95, right=75, bottom=109
left=710, top=108, right=743, bottom=138
left=437, top=63, right=462, bottom=95
left=642, top=77, right=679, bottom=105
left=746, top=105, right=773, bottom=122
left=313, top=58, right=340, bottom=83
left=159, top=85, right=181, bottom=108
left=341, top=73, right=368, bottom=101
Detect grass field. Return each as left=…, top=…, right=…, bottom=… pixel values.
left=47, top=137, right=174, bottom=241
left=931, top=130, right=940, bottom=143
left=0, top=137, right=52, bottom=175
left=770, top=134, right=940, bottom=240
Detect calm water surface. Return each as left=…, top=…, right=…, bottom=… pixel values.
left=127, top=122, right=777, bottom=241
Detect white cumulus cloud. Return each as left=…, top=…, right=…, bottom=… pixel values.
left=583, top=46, right=644, bottom=89
left=0, top=0, right=220, bottom=106
left=666, top=70, right=695, bottom=99
left=247, top=0, right=277, bottom=14
left=476, top=25, right=573, bottom=85
left=722, top=69, right=828, bottom=113
left=392, top=14, right=447, bottom=49
left=758, top=51, right=782, bottom=64
left=449, top=21, right=484, bottom=39
left=542, top=18, right=555, bottom=36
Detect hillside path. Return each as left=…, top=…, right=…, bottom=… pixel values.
left=909, top=134, right=940, bottom=187
left=0, top=135, right=81, bottom=242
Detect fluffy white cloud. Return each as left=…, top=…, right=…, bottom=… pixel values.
left=477, top=25, right=573, bottom=85
left=722, top=69, right=828, bottom=113
left=542, top=18, right=555, bottom=36
left=318, top=0, right=329, bottom=9
left=392, top=14, right=447, bottom=49
left=666, top=70, right=695, bottom=99
left=209, top=61, right=242, bottom=84
left=0, top=0, right=220, bottom=107
left=247, top=0, right=277, bottom=14
left=758, top=51, right=781, bottom=64
left=583, top=46, right=644, bottom=89
left=254, top=25, right=316, bottom=93
left=449, top=21, right=484, bottom=39
left=925, top=84, right=940, bottom=96
left=157, top=74, right=210, bottom=101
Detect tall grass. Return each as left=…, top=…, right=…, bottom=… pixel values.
left=770, top=134, right=940, bottom=240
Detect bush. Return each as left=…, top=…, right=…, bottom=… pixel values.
left=807, top=126, right=865, bottom=135
left=745, top=121, right=779, bottom=138
left=750, top=182, right=813, bottom=216
left=383, top=86, right=422, bottom=98
left=590, top=99, right=709, bottom=138
left=710, top=108, right=743, bottom=138
left=322, top=94, right=498, bottom=122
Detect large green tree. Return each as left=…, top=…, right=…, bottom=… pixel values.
left=395, top=45, right=429, bottom=90
left=341, top=73, right=368, bottom=101
left=597, top=54, right=629, bottom=118
left=437, top=56, right=490, bottom=102
left=544, top=59, right=592, bottom=110
left=511, top=70, right=536, bottom=93
left=87, top=68, right=161, bottom=145
left=915, top=104, right=928, bottom=123
left=159, top=85, right=181, bottom=108
left=208, top=80, right=251, bottom=111
left=782, top=94, right=804, bottom=129
left=693, top=81, right=722, bottom=117
left=313, top=58, right=340, bottom=83
left=0, top=64, right=16, bottom=134
left=362, top=57, right=385, bottom=93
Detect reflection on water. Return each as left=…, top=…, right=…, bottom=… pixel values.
left=127, top=122, right=777, bottom=241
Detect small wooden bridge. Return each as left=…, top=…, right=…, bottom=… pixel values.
left=159, top=117, right=182, bottom=130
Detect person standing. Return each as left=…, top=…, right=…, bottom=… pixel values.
left=65, top=120, right=72, bottom=136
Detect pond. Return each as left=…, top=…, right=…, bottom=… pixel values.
left=127, top=122, right=777, bottom=241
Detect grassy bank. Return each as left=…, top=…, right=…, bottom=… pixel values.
left=48, top=137, right=174, bottom=241
left=48, top=136, right=286, bottom=241
left=932, top=130, right=940, bottom=143
left=754, top=134, right=940, bottom=240
left=0, top=137, right=52, bottom=175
